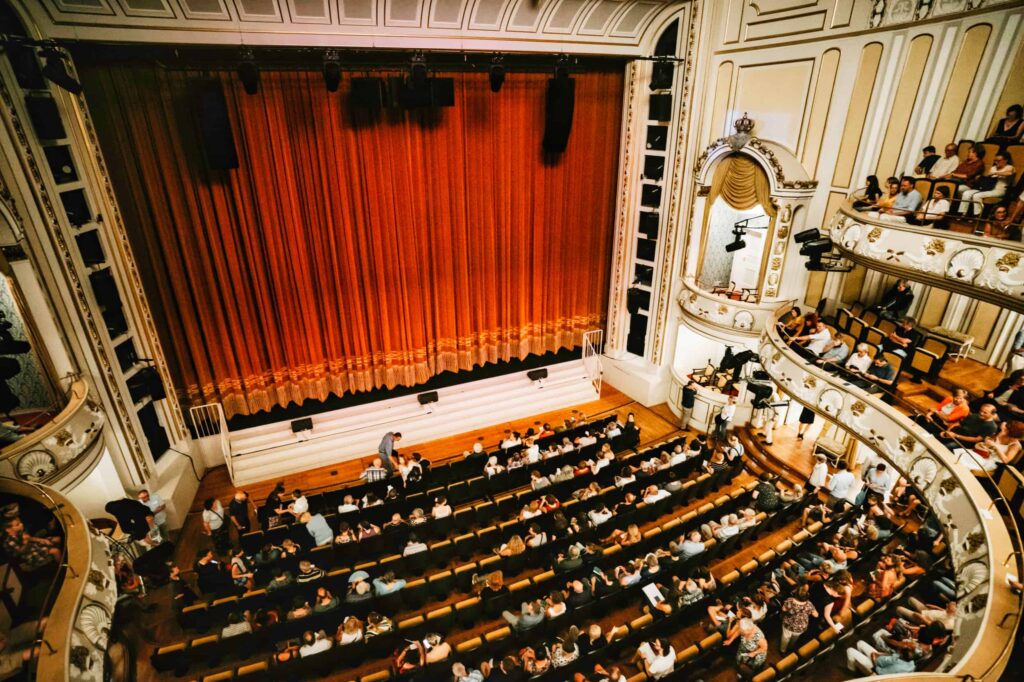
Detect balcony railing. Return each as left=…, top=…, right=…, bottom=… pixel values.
left=0, top=478, right=116, bottom=682
left=760, top=307, right=1020, bottom=680
left=677, top=276, right=787, bottom=336
left=0, top=379, right=105, bottom=487
left=830, top=198, right=1024, bottom=314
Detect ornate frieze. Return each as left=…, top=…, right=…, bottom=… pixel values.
left=830, top=201, right=1024, bottom=313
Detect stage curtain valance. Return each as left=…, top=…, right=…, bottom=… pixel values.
left=80, top=66, right=623, bottom=417
left=709, top=153, right=777, bottom=217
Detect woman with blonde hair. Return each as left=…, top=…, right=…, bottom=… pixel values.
left=498, top=534, right=526, bottom=557
left=336, top=615, right=363, bottom=645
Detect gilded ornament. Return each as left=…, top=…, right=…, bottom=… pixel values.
left=899, top=436, right=915, bottom=452
left=850, top=401, right=866, bottom=416
left=802, top=376, right=816, bottom=389
left=939, top=477, right=958, bottom=495
left=924, top=239, right=945, bottom=255
left=867, top=227, right=882, bottom=243
left=996, top=252, right=1020, bottom=272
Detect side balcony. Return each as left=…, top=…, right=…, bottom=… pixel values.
left=0, top=378, right=106, bottom=489
left=677, top=276, right=786, bottom=337
left=759, top=310, right=1020, bottom=680
left=829, top=198, right=1024, bottom=314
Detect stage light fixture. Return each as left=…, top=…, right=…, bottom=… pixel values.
left=409, top=52, right=428, bottom=88
left=39, top=47, right=82, bottom=95
left=323, top=50, right=341, bottom=92
left=793, top=227, right=820, bottom=244
left=805, top=260, right=826, bottom=271
left=725, top=238, right=746, bottom=253
left=237, top=49, right=259, bottom=95
left=799, top=237, right=833, bottom=256
left=489, top=55, right=505, bottom=93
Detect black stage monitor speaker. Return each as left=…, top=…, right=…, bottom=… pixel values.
left=418, top=391, right=439, bottom=405
left=527, top=369, right=548, bottom=382
left=543, top=77, right=575, bottom=154
left=430, top=78, right=455, bottom=107
left=649, top=94, right=672, bottom=121
left=351, top=77, right=385, bottom=110
left=191, top=80, right=239, bottom=170
left=292, top=417, right=313, bottom=433
left=650, top=62, right=674, bottom=90
left=24, top=95, right=65, bottom=140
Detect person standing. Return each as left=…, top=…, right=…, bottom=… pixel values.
left=780, top=585, right=818, bottom=653
left=228, top=490, right=252, bottom=537
left=377, top=431, right=402, bottom=475
left=137, top=489, right=168, bottom=542
left=202, top=497, right=230, bottom=553
left=681, top=380, right=698, bottom=430
left=715, top=396, right=736, bottom=442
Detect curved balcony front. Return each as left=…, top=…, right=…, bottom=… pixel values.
left=0, top=477, right=117, bottom=682
left=830, top=199, right=1024, bottom=313
left=759, top=311, right=1019, bottom=680
left=677, top=276, right=787, bottom=337
left=0, top=379, right=106, bottom=489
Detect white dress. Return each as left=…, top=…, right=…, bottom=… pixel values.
left=809, top=462, right=828, bottom=489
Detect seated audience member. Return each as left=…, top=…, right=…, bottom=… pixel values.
left=266, top=567, right=294, bottom=592
left=752, top=476, right=782, bottom=512
left=634, top=638, right=675, bottom=679
left=793, top=320, right=832, bottom=356
left=845, top=343, right=874, bottom=375
left=502, top=599, right=545, bottom=633
left=723, top=433, right=744, bottom=461
left=701, top=514, right=740, bottom=541
left=372, top=571, right=406, bottom=596
left=939, top=403, right=999, bottom=448
left=852, top=175, right=883, bottom=210
left=297, top=560, right=324, bottom=583
left=345, top=577, right=373, bottom=604
left=845, top=640, right=917, bottom=675
left=947, top=146, right=986, bottom=192
left=365, top=612, right=393, bottom=638
left=334, top=522, right=356, bottom=544
left=403, top=534, right=428, bottom=556
left=484, top=456, right=505, bottom=478
left=704, top=449, right=729, bottom=474
left=496, top=534, right=526, bottom=557
left=356, top=520, right=380, bottom=541
left=985, top=103, right=1024, bottom=145
left=359, top=459, right=388, bottom=483
left=815, top=336, right=850, bottom=367
left=927, top=143, right=962, bottom=180
left=896, top=598, right=957, bottom=631
left=871, top=278, right=914, bottom=321
left=530, top=470, right=551, bottom=491
left=525, top=524, right=547, bottom=548
left=609, top=523, right=642, bottom=547
left=957, top=152, right=1015, bottom=217
left=313, top=587, right=339, bottom=613
left=871, top=176, right=921, bottom=220
left=301, top=511, right=333, bottom=547
left=904, top=186, right=951, bottom=227
left=870, top=178, right=901, bottom=214
left=335, top=616, right=363, bottom=645
left=287, top=596, right=312, bottom=620
left=983, top=420, right=1024, bottom=464
left=554, top=545, right=584, bottom=573
left=298, top=629, right=332, bottom=658
left=987, top=369, right=1024, bottom=420
left=432, top=496, right=452, bottom=519
left=1, top=513, right=61, bottom=573
left=917, top=389, right=970, bottom=434
left=642, top=485, right=671, bottom=505
left=881, top=317, right=921, bottom=358
left=220, top=610, right=252, bottom=638
left=674, top=530, right=706, bottom=560
left=336, top=495, right=358, bottom=514
left=851, top=355, right=897, bottom=394
left=913, top=146, right=941, bottom=177
left=982, top=205, right=1020, bottom=240
left=778, top=307, right=807, bottom=337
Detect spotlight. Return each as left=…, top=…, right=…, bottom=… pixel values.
left=725, top=238, right=746, bottom=253
left=793, top=228, right=820, bottom=244
left=489, top=55, right=505, bottom=93
left=39, top=48, right=82, bottom=95
left=799, top=237, right=833, bottom=257
left=237, top=49, right=259, bottom=95
left=410, top=52, right=428, bottom=88
left=805, top=260, right=827, bottom=271
left=323, top=50, right=341, bottom=92
left=554, top=56, right=570, bottom=81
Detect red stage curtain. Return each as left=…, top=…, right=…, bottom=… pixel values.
left=81, top=65, right=623, bottom=417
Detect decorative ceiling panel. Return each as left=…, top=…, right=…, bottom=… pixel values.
left=26, top=0, right=687, bottom=54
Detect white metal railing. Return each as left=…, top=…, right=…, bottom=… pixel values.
left=583, top=329, right=604, bottom=395
left=190, top=403, right=232, bottom=483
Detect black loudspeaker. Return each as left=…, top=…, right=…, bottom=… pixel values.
left=24, top=95, right=66, bottom=140
left=650, top=62, right=674, bottom=90
left=6, top=44, right=45, bottom=90
left=641, top=184, right=662, bottom=208
left=649, top=94, right=672, bottom=121
left=637, top=237, right=656, bottom=261
left=527, top=369, right=548, bottom=382
left=44, top=146, right=77, bottom=184
left=137, top=402, right=170, bottom=461
left=639, top=211, right=660, bottom=239
left=60, top=189, right=90, bottom=226
left=191, top=80, right=239, bottom=170
left=88, top=269, right=120, bottom=308
left=644, top=155, right=665, bottom=180
left=291, top=417, right=313, bottom=433
left=75, top=230, right=105, bottom=266
left=351, top=78, right=385, bottom=110
left=543, top=77, right=575, bottom=154
left=127, top=366, right=166, bottom=403
left=418, top=391, right=439, bottom=405
left=646, top=125, right=667, bottom=150
left=430, top=78, right=455, bottom=107
left=398, top=77, right=432, bottom=108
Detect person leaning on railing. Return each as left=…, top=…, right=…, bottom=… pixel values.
left=981, top=204, right=1021, bottom=240
left=914, top=388, right=970, bottom=435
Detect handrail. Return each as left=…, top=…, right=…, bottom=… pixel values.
left=847, top=189, right=1020, bottom=240
left=0, top=378, right=90, bottom=459
left=762, top=306, right=1021, bottom=680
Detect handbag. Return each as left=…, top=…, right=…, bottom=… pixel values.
left=975, top=175, right=998, bottom=191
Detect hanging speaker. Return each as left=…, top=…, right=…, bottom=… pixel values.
left=639, top=211, right=660, bottom=239
left=127, top=366, right=166, bottom=403
left=542, top=76, right=575, bottom=154
left=430, top=78, right=455, bottom=107
left=643, top=155, right=665, bottom=180
left=351, top=78, right=385, bottom=110
left=649, top=94, right=672, bottom=121
left=650, top=62, right=674, bottom=90
left=641, top=184, right=662, bottom=208
left=24, top=95, right=66, bottom=140
left=190, top=80, right=239, bottom=170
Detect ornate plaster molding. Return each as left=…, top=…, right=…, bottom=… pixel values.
left=677, top=276, right=786, bottom=336
left=0, top=379, right=105, bottom=488
left=830, top=200, right=1024, bottom=314
left=761, top=311, right=1017, bottom=676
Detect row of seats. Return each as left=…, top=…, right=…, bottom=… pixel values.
left=832, top=305, right=950, bottom=380
left=176, top=472, right=824, bottom=682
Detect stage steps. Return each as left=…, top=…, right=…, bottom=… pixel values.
left=226, top=359, right=599, bottom=486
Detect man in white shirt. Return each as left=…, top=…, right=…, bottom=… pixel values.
left=643, top=485, right=671, bottom=505
left=337, top=495, right=359, bottom=514
left=578, top=432, right=598, bottom=447
left=863, top=463, right=893, bottom=500
left=927, top=143, right=961, bottom=180
left=138, top=489, right=168, bottom=542
left=676, top=531, right=706, bottom=559
left=795, top=321, right=832, bottom=356
left=826, top=462, right=855, bottom=507
left=668, top=445, right=687, bottom=466
left=499, top=431, right=521, bottom=449
left=845, top=344, right=873, bottom=374
left=724, top=434, right=744, bottom=461
left=281, top=489, right=308, bottom=519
